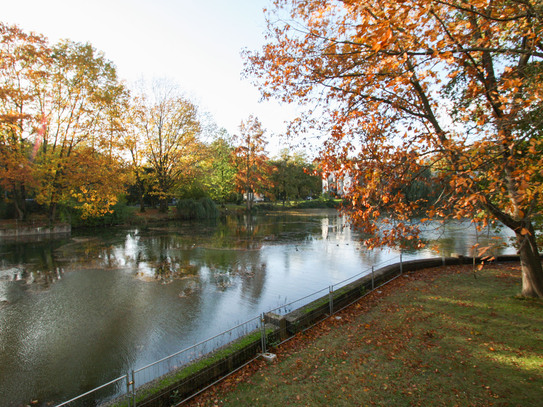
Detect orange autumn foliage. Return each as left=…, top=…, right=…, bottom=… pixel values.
left=0, top=23, right=128, bottom=221
left=232, top=116, right=274, bottom=211
left=246, top=0, right=543, bottom=297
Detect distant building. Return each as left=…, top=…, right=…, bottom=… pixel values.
left=243, top=191, right=265, bottom=203
left=322, top=171, right=352, bottom=197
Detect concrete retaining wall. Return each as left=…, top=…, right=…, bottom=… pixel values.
left=132, top=329, right=280, bottom=407
left=0, top=223, right=71, bottom=239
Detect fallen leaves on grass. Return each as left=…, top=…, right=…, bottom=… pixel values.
left=185, top=263, right=534, bottom=407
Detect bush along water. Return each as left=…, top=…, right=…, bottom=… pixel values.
left=59, top=200, right=135, bottom=228
left=176, top=198, right=219, bottom=220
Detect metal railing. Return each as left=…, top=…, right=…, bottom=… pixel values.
left=132, top=315, right=262, bottom=406
left=56, top=254, right=404, bottom=407
left=55, top=374, right=130, bottom=407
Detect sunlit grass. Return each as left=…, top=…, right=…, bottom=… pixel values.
left=188, top=264, right=543, bottom=406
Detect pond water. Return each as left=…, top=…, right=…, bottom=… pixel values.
left=0, top=209, right=515, bottom=406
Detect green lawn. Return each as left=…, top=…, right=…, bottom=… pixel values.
left=187, top=264, right=543, bottom=406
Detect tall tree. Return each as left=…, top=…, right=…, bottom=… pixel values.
left=233, top=116, right=273, bottom=211
left=246, top=0, right=543, bottom=297
left=271, top=149, right=321, bottom=204
left=33, top=40, right=128, bottom=222
left=0, top=23, right=51, bottom=220
left=204, top=132, right=237, bottom=205
left=135, top=81, right=202, bottom=212
left=0, top=24, right=128, bottom=222
left=123, top=95, right=152, bottom=212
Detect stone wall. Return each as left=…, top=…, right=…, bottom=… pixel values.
left=0, top=223, right=71, bottom=239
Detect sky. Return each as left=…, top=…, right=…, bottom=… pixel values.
left=2, top=0, right=299, bottom=156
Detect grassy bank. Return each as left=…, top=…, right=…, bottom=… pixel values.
left=187, top=263, right=543, bottom=406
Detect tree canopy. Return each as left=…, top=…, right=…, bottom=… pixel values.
left=1, top=23, right=269, bottom=222
left=127, top=81, right=202, bottom=212
left=0, top=23, right=128, bottom=222
left=232, top=116, right=274, bottom=211
left=270, top=149, right=322, bottom=203
left=245, top=0, right=543, bottom=297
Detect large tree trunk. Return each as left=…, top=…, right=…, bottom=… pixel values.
left=516, top=224, right=543, bottom=298
left=159, top=198, right=169, bottom=213
left=13, top=183, right=27, bottom=221
left=135, top=175, right=146, bottom=213
left=138, top=181, right=146, bottom=213
left=246, top=188, right=253, bottom=212
left=483, top=201, right=543, bottom=298
left=48, top=202, right=57, bottom=225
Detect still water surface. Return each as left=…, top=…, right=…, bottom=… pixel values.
left=0, top=210, right=515, bottom=405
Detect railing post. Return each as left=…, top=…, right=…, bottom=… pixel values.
left=371, top=266, right=375, bottom=290
left=260, top=313, right=267, bottom=354
left=329, top=285, right=334, bottom=315
left=400, top=251, right=403, bottom=275
left=126, top=373, right=132, bottom=407
left=131, top=370, right=136, bottom=407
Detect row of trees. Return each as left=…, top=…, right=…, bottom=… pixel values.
left=0, top=23, right=322, bottom=223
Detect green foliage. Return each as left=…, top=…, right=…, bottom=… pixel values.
left=294, top=195, right=339, bottom=209
left=270, top=150, right=322, bottom=203
left=176, top=198, right=219, bottom=220
left=177, top=182, right=208, bottom=200
left=59, top=199, right=135, bottom=228
left=204, top=136, right=238, bottom=204
left=400, top=167, right=444, bottom=209
left=253, top=195, right=340, bottom=212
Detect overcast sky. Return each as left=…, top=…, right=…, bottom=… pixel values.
left=2, top=0, right=299, bottom=155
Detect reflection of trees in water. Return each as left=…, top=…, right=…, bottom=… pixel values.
left=239, top=261, right=267, bottom=301
left=201, top=244, right=267, bottom=298
left=128, top=213, right=331, bottom=294
left=210, top=213, right=323, bottom=249
left=320, top=214, right=352, bottom=242
left=0, top=266, right=65, bottom=292
left=417, top=220, right=511, bottom=258
left=125, top=234, right=201, bottom=282
left=1, top=239, right=65, bottom=266
left=152, top=256, right=199, bottom=284
left=203, top=250, right=238, bottom=290
left=0, top=239, right=71, bottom=290
left=211, top=214, right=264, bottom=249
left=0, top=233, right=203, bottom=287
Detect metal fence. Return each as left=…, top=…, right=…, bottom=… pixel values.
left=55, top=374, right=131, bottom=407
left=131, top=315, right=263, bottom=406
left=55, top=254, right=404, bottom=407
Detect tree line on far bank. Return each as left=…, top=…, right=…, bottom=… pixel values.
left=0, top=23, right=325, bottom=225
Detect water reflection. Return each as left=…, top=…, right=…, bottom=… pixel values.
left=0, top=210, right=515, bottom=406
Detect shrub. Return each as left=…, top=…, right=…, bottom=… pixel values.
left=59, top=200, right=135, bottom=228
left=176, top=198, right=219, bottom=220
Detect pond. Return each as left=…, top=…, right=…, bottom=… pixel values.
left=0, top=209, right=515, bottom=406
